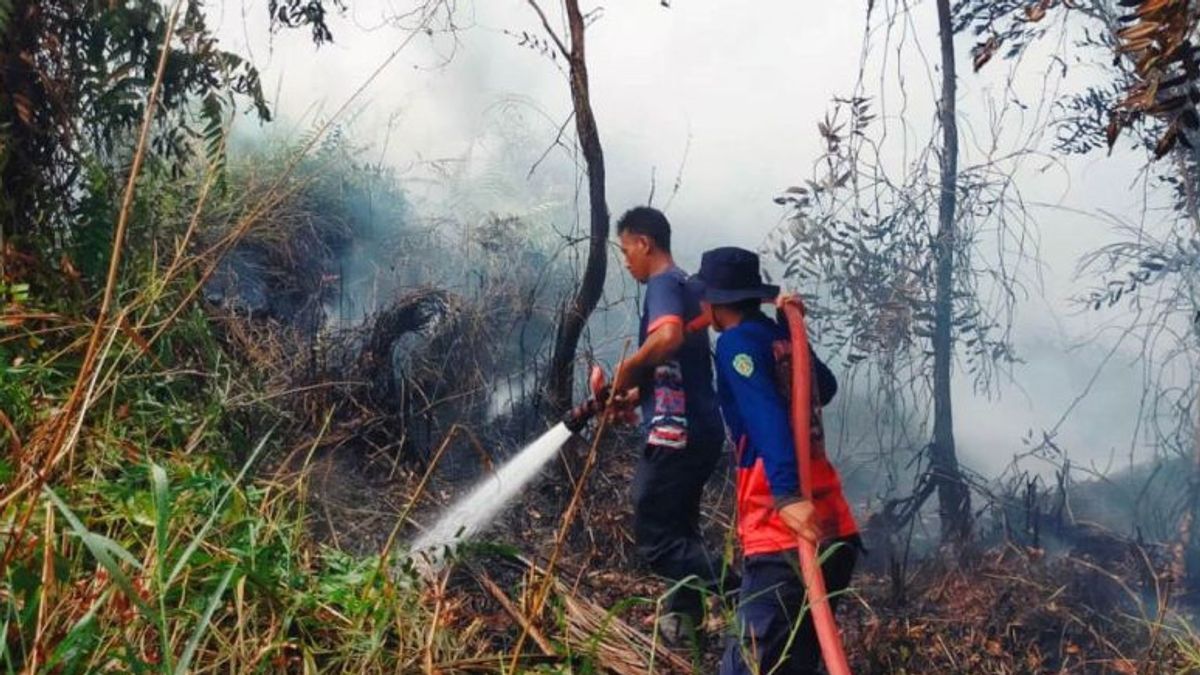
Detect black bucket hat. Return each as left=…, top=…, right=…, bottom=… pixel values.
left=692, top=247, right=780, bottom=304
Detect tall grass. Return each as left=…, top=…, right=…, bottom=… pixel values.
left=0, top=123, right=680, bottom=672
left=3, top=427, right=479, bottom=671
left=0, top=304, right=492, bottom=672
left=0, top=124, right=490, bottom=672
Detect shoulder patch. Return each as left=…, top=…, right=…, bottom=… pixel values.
left=732, top=353, right=755, bottom=378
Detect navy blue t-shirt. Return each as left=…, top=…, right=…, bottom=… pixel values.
left=638, top=266, right=723, bottom=447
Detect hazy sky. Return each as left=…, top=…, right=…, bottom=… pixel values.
left=210, top=1, right=1178, bottom=478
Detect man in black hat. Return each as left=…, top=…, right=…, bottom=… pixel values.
left=693, top=246, right=860, bottom=675
left=606, top=206, right=726, bottom=645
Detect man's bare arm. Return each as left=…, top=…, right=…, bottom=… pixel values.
left=610, top=321, right=683, bottom=393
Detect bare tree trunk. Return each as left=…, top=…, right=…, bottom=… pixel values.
left=1172, top=146, right=1200, bottom=598
left=533, top=0, right=609, bottom=415
left=932, top=0, right=971, bottom=541
left=1171, top=399, right=1200, bottom=598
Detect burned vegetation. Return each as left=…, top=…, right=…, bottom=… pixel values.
left=196, top=135, right=579, bottom=545
left=5, top=0, right=1200, bottom=673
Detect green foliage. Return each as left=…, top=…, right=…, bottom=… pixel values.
left=0, top=7, right=661, bottom=664
left=0, top=125, right=577, bottom=672
left=269, top=0, right=342, bottom=45
left=0, top=280, right=28, bottom=303
left=0, top=350, right=464, bottom=672
left=768, top=96, right=1020, bottom=391
left=0, top=0, right=269, bottom=278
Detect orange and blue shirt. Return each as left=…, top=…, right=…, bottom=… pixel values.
left=714, top=314, right=858, bottom=555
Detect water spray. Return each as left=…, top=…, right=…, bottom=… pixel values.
left=409, top=364, right=626, bottom=572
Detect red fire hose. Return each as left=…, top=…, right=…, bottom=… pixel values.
left=780, top=300, right=853, bottom=675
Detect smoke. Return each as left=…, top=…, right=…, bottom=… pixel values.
left=208, top=1, right=1182, bottom=482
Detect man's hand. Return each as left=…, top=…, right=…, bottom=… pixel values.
left=601, top=388, right=640, bottom=425
left=775, top=292, right=805, bottom=315
left=778, top=499, right=821, bottom=544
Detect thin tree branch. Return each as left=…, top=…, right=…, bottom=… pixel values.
left=524, top=0, right=570, bottom=60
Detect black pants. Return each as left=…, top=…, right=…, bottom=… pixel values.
left=720, top=536, right=860, bottom=675
left=631, top=437, right=724, bottom=620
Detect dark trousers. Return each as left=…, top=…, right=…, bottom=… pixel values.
left=631, top=436, right=724, bottom=620
left=720, top=536, right=859, bottom=675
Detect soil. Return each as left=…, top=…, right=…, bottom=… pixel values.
left=297, top=420, right=1196, bottom=673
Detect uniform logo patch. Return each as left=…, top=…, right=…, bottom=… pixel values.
left=733, top=353, right=755, bottom=377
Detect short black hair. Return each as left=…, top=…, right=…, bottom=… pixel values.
left=616, top=206, right=671, bottom=252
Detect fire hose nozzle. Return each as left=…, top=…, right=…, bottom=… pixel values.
left=562, top=397, right=602, bottom=433
left=562, top=364, right=611, bottom=434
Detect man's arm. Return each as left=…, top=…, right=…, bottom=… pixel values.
left=775, top=294, right=838, bottom=407
left=610, top=274, right=685, bottom=393
left=719, top=339, right=799, bottom=499
left=812, top=348, right=838, bottom=407
left=610, top=321, right=683, bottom=393
left=718, top=337, right=822, bottom=543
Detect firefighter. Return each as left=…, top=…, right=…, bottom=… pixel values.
left=606, top=206, right=727, bottom=646
left=692, top=246, right=861, bottom=675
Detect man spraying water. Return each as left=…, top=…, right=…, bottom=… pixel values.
left=605, top=206, right=727, bottom=647
left=412, top=208, right=725, bottom=647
